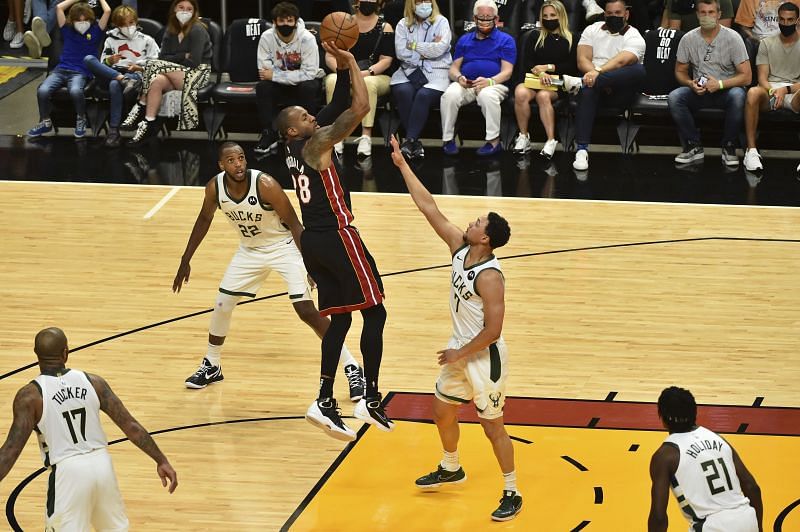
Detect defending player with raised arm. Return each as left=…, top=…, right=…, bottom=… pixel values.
left=648, top=386, right=763, bottom=532
left=172, top=142, right=366, bottom=400
left=390, top=135, right=521, bottom=521
left=277, top=42, right=393, bottom=441
left=0, top=328, right=176, bottom=530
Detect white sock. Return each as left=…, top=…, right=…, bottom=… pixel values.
left=338, top=345, right=358, bottom=368
left=145, top=116, right=156, bottom=122
left=441, top=450, right=460, bottom=472
left=503, top=470, right=519, bottom=494
left=205, top=343, right=222, bottom=367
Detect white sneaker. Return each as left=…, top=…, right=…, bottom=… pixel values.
left=573, top=149, right=588, bottom=170
left=305, top=398, right=356, bottom=441
left=334, top=141, right=344, bottom=156
left=356, top=134, right=371, bottom=157
left=584, top=0, right=604, bottom=20
left=743, top=148, right=762, bottom=171
left=512, top=132, right=531, bottom=154
left=10, top=31, right=24, bottom=48
left=354, top=394, right=395, bottom=432
left=562, top=75, right=583, bottom=95
left=31, top=16, right=50, bottom=47
left=540, top=138, right=558, bottom=158
left=3, top=20, right=14, bottom=41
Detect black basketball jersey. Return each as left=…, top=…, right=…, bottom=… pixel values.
left=643, top=28, right=685, bottom=95
left=285, top=139, right=354, bottom=231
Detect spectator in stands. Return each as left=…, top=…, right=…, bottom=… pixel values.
left=27, top=0, right=111, bottom=140
left=3, top=0, right=24, bottom=49
left=743, top=2, right=800, bottom=171
left=668, top=0, right=751, bottom=167
left=664, top=0, right=733, bottom=30
left=441, top=0, right=515, bottom=156
left=82, top=5, right=159, bottom=147
left=325, top=0, right=395, bottom=157
left=571, top=0, right=646, bottom=171
left=736, top=0, right=800, bottom=41
left=254, top=1, right=323, bottom=155
left=121, top=0, right=212, bottom=146
left=512, top=0, right=577, bottom=157
left=392, top=0, right=452, bottom=159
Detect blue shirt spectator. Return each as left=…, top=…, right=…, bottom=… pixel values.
left=454, top=26, right=516, bottom=82
left=60, top=23, right=104, bottom=76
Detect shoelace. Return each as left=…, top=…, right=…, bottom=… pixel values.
left=320, top=400, right=347, bottom=429
left=190, top=361, right=211, bottom=378
left=345, top=367, right=362, bottom=389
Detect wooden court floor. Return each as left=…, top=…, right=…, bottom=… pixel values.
left=1, top=181, right=799, bottom=530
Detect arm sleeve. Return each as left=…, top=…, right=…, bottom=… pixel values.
left=100, top=38, right=113, bottom=63
left=257, top=32, right=273, bottom=70
left=623, top=30, right=646, bottom=62
left=755, top=39, right=768, bottom=66
left=394, top=20, right=417, bottom=65
left=500, top=33, right=517, bottom=66
left=414, top=18, right=451, bottom=59
left=316, top=68, right=351, bottom=127
left=159, top=33, right=183, bottom=63
left=182, top=26, right=210, bottom=68
left=146, top=35, right=161, bottom=60
left=720, top=0, right=734, bottom=19
left=272, top=32, right=320, bottom=85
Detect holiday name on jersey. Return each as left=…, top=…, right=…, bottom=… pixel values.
left=685, top=438, right=725, bottom=459
left=224, top=211, right=263, bottom=222
left=452, top=271, right=474, bottom=301
left=52, top=386, right=88, bottom=405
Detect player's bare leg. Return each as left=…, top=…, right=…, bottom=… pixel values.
left=415, top=399, right=466, bottom=488
left=480, top=416, right=522, bottom=521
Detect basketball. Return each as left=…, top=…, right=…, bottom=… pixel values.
left=320, top=12, right=360, bottom=50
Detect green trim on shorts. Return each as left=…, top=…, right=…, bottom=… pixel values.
left=489, top=342, right=501, bottom=383
left=436, top=382, right=470, bottom=404
left=219, top=287, right=256, bottom=298
left=289, top=293, right=305, bottom=299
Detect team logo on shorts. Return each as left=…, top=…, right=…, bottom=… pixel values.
left=248, top=196, right=257, bottom=205
left=489, top=392, right=502, bottom=408
left=467, top=271, right=476, bottom=280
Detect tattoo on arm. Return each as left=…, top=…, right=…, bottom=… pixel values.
left=0, top=386, right=38, bottom=481
left=303, top=109, right=360, bottom=169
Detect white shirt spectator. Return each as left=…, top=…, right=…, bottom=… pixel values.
left=578, top=20, right=646, bottom=68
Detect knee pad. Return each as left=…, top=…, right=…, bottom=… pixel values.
left=208, top=292, right=240, bottom=337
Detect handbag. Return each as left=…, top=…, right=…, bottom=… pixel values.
left=357, top=16, right=385, bottom=71
left=407, top=67, right=429, bottom=89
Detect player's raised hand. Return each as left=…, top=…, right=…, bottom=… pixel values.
left=321, top=40, right=355, bottom=69
left=389, top=135, right=408, bottom=167
left=172, top=260, right=191, bottom=293
left=157, top=461, right=178, bottom=493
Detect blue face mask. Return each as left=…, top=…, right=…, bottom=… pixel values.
left=415, top=3, right=433, bottom=19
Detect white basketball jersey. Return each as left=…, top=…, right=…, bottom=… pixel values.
left=450, top=244, right=504, bottom=343
left=34, top=369, right=108, bottom=467
left=665, top=426, right=751, bottom=524
left=216, top=169, right=292, bottom=248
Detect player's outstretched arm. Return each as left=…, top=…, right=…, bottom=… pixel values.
left=88, top=373, right=178, bottom=493
left=732, top=447, right=763, bottom=530
left=173, top=179, right=218, bottom=293
left=257, top=173, right=304, bottom=250
left=389, top=135, right=464, bottom=253
left=0, top=385, right=39, bottom=482
left=647, top=444, right=677, bottom=532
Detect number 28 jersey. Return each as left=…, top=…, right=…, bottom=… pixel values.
left=33, top=369, right=108, bottom=467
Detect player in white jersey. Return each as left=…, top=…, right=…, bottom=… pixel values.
left=0, top=327, right=177, bottom=531
left=173, top=142, right=365, bottom=400
left=389, top=136, right=521, bottom=522
left=648, top=386, right=763, bottom=532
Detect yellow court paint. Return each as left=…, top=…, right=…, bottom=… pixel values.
left=0, top=66, right=27, bottom=84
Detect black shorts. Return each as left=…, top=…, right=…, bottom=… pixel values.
left=300, top=226, right=384, bottom=316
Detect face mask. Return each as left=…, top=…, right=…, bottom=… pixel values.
left=698, top=15, right=717, bottom=29
left=779, top=22, right=797, bottom=36
left=175, top=10, right=193, bottom=25
left=604, top=15, right=624, bottom=33
left=120, top=25, right=137, bottom=39
left=415, top=3, right=433, bottom=19
left=542, top=19, right=559, bottom=31
left=74, top=21, right=91, bottom=34
left=276, top=24, right=296, bottom=37
left=358, top=2, right=378, bottom=16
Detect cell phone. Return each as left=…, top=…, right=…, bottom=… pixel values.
left=697, top=75, right=708, bottom=87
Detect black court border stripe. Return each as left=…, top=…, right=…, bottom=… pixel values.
left=3, top=235, right=799, bottom=382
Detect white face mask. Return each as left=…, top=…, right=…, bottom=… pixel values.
left=120, top=25, right=137, bottom=39
left=175, top=11, right=193, bottom=25
left=74, top=20, right=91, bottom=34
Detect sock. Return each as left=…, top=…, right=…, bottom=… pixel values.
left=205, top=343, right=222, bottom=367
left=145, top=116, right=156, bottom=121
left=338, top=345, right=358, bottom=369
left=318, top=376, right=334, bottom=400
left=503, top=470, right=519, bottom=494
left=440, top=450, right=460, bottom=472
left=577, top=143, right=589, bottom=151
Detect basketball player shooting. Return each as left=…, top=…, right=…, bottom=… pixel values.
left=276, top=41, right=393, bottom=441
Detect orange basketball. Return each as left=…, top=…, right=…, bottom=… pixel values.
left=320, top=12, right=360, bottom=50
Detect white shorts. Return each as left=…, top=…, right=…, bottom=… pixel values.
left=768, top=83, right=798, bottom=112
left=219, top=238, right=312, bottom=302
left=434, top=337, right=509, bottom=420
left=45, top=448, right=128, bottom=532
left=693, top=505, right=758, bottom=532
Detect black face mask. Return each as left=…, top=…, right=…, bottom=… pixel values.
left=542, top=19, right=560, bottom=31
left=276, top=24, right=295, bottom=37
left=779, top=23, right=797, bottom=36
left=605, top=15, right=625, bottom=33
left=358, top=2, right=378, bottom=16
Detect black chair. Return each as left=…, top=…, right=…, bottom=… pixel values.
left=195, top=18, right=224, bottom=138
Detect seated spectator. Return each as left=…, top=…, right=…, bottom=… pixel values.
left=325, top=0, right=395, bottom=157
left=27, top=0, right=111, bottom=140
left=254, top=1, right=323, bottom=155
left=391, top=0, right=452, bottom=159
left=571, top=0, right=646, bottom=171
left=512, top=0, right=577, bottom=157
left=668, top=0, right=751, bottom=167
left=121, top=0, right=212, bottom=146
left=663, top=0, right=733, bottom=30
left=82, top=4, right=160, bottom=147
left=736, top=0, right=800, bottom=41
left=441, top=0, right=515, bottom=156
left=743, top=2, right=800, bottom=171
left=3, top=0, right=24, bottom=49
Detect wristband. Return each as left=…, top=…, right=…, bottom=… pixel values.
left=768, top=87, right=774, bottom=96
left=489, top=78, right=495, bottom=86
left=718, top=80, right=724, bottom=90
left=548, top=63, right=554, bottom=71
left=411, top=41, right=417, bottom=51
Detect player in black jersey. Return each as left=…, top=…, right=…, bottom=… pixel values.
left=276, top=42, right=393, bottom=441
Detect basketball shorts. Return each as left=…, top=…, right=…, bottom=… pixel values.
left=300, top=226, right=384, bottom=316
left=694, top=505, right=758, bottom=532
left=45, top=448, right=129, bottom=532
left=219, top=238, right=312, bottom=302
left=434, top=336, right=509, bottom=420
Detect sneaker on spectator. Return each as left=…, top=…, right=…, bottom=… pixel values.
left=443, top=139, right=459, bottom=155
left=27, top=118, right=53, bottom=137
left=31, top=16, right=50, bottom=47
left=334, top=140, right=344, bottom=155
left=3, top=20, right=14, bottom=41
left=128, top=119, right=158, bottom=146
left=74, top=115, right=87, bottom=138
left=584, top=0, right=605, bottom=22
left=515, top=156, right=530, bottom=170
left=121, top=102, right=145, bottom=130
left=674, top=144, right=704, bottom=164
left=10, top=31, right=24, bottom=48
left=400, top=138, right=414, bottom=158
left=572, top=149, right=588, bottom=170
left=23, top=31, right=40, bottom=58
left=411, top=139, right=425, bottom=159
left=721, top=144, right=739, bottom=167
left=744, top=169, right=761, bottom=188
left=254, top=129, right=278, bottom=155
left=356, top=134, right=371, bottom=157
left=512, top=132, right=531, bottom=154
left=742, top=148, right=762, bottom=171
left=562, top=75, right=583, bottom=95
left=477, top=141, right=502, bottom=156
left=104, top=128, right=121, bottom=148
left=540, top=138, right=558, bottom=159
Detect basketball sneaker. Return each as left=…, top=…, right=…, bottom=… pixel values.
left=305, top=398, right=356, bottom=441
left=415, top=464, right=466, bottom=488
left=491, top=490, right=523, bottom=521
left=185, top=357, right=224, bottom=389
left=354, top=393, right=395, bottom=432
left=344, top=364, right=365, bottom=402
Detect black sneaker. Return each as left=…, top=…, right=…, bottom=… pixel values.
left=411, top=139, right=425, bottom=159
left=400, top=138, right=414, bottom=158
left=254, top=129, right=278, bottom=155
left=128, top=119, right=158, bottom=146
left=305, top=397, right=356, bottom=441
left=415, top=464, right=467, bottom=488
left=121, top=101, right=145, bottom=131
left=491, top=490, right=523, bottom=521
left=104, top=128, right=121, bottom=148
left=185, top=358, right=224, bottom=389
left=354, top=393, right=395, bottom=432
left=344, top=364, right=365, bottom=402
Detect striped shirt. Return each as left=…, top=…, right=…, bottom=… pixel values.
left=391, top=15, right=453, bottom=91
